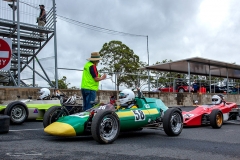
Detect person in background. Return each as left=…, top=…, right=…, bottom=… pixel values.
left=192, top=80, right=199, bottom=93
left=81, top=52, right=107, bottom=111
left=37, top=4, right=47, bottom=37
left=175, top=74, right=182, bottom=91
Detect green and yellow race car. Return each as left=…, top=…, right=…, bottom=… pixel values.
left=0, top=98, right=61, bottom=124
left=0, top=88, right=81, bottom=124
left=44, top=89, right=183, bottom=144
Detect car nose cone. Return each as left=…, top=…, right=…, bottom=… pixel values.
left=44, top=122, right=76, bottom=136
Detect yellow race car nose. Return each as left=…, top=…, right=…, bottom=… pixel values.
left=44, top=122, right=76, bottom=137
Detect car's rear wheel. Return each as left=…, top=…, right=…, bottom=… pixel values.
left=4, top=102, right=28, bottom=124
left=210, top=109, right=223, bottom=129
left=91, top=110, right=120, bottom=144
left=163, top=108, right=183, bottom=136
left=43, top=106, right=69, bottom=128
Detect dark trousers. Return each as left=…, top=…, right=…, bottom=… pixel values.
left=81, top=89, right=96, bottom=111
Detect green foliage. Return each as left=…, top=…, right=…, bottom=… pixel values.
left=99, top=40, right=148, bottom=90
left=51, top=76, right=70, bottom=89
left=150, top=59, right=181, bottom=88
left=70, top=86, right=78, bottom=89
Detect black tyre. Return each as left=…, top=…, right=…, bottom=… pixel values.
left=43, top=106, right=69, bottom=128
left=91, top=110, right=120, bottom=144
left=163, top=108, right=183, bottom=136
left=4, top=101, right=28, bottom=124
left=210, top=109, right=223, bottom=129
left=178, top=88, right=185, bottom=93
left=0, top=115, right=10, bottom=133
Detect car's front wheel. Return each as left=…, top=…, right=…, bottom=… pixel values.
left=43, top=106, right=69, bottom=128
left=91, top=110, right=120, bottom=144
left=163, top=108, right=183, bottom=136
left=210, top=109, right=223, bottom=129
left=4, top=101, right=28, bottom=124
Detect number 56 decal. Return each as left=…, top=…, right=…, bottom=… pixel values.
left=132, top=110, right=145, bottom=121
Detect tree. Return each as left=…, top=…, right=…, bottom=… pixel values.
left=51, top=76, right=70, bottom=89
left=150, top=59, right=177, bottom=88
left=99, top=40, right=148, bottom=90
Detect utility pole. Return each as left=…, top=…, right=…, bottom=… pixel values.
left=147, top=35, right=150, bottom=91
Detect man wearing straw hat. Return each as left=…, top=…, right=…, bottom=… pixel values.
left=81, top=52, right=107, bottom=111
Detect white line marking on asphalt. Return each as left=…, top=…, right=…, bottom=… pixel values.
left=9, top=128, right=43, bottom=132
left=6, top=152, right=42, bottom=156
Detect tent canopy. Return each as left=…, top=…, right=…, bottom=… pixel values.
left=142, top=57, right=240, bottom=79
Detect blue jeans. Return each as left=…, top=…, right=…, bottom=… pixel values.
left=81, top=89, right=96, bottom=111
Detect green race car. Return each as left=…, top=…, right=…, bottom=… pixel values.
left=44, top=89, right=183, bottom=144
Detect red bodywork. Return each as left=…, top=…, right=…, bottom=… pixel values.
left=159, top=85, right=193, bottom=92
left=182, top=102, right=237, bottom=126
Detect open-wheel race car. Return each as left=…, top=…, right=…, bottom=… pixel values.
left=0, top=88, right=82, bottom=124
left=44, top=88, right=183, bottom=144
left=182, top=94, right=240, bottom=128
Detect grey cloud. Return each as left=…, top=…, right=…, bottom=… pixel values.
left=24, top=0, right=240, bottom=89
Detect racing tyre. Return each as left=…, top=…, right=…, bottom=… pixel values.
left=163, top=108, right=183, bottom=136
left=91, top=110, right=120, bottom=144
left=210, top=109, right=223, bottom=129
left=0, top=115, right=10, bottom=133
left=4, top=101, right=28, bottom=124
left=43, top=106, right=69, bottom=128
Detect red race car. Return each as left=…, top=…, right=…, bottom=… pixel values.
left=159, top=81, right=193, bottom=93
left=182, top=95, right=239, bottom=128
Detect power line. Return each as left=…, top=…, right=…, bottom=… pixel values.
left=14, top=1, right=147, bottom=37
left=57, top=15, right=147, bottom=37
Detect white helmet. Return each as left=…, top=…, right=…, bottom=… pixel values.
left=39, top=88, right=50, bottom=100
left=211, top=95, right=221, bottom=105
left=119, top=89, right=135, bottom=105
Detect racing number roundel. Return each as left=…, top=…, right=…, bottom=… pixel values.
left=0, top=39, right=12, bottom=70
left=133, top=110, right=145, bottom=121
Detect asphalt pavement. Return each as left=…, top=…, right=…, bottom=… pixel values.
left=0, top=106, right=240, bottom=160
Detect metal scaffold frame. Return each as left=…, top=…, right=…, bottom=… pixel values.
left=0, top=0, right=58, bottom=88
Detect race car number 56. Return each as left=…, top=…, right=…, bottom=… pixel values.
left=132, top=110, right=145, bottom=121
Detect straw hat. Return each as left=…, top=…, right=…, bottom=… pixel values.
left=87, top=52, right=102, bottom=61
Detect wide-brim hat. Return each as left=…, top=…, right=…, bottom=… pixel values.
left=87, top=52, right=102, bottom=61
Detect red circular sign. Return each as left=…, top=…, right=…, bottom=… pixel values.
left=0, top=39, right=12, bottom=70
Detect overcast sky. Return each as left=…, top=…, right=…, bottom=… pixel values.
left=2, top=0, right=240, bottom=90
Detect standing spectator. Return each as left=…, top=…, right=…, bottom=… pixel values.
left=38, top=4, right=46, bottom=37
left=175, top=74, right=182, bottom=91
left=81, top=52, right=107, bottom=111
left=192, top=80, right=199, bottom=93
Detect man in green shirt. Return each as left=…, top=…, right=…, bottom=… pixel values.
left=81, top=52, right=106, bottom=111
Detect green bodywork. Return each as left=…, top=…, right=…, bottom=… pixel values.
left=44, top=97, right=169, bottom=136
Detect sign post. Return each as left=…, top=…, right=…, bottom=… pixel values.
left=0, top=38, right=12, bottom=71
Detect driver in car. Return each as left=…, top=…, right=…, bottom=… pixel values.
left=38, top=88, right=51, bottom=100
left=118, top=89, right=138, bottom=109
left=211, top=94, right=226, bottom=105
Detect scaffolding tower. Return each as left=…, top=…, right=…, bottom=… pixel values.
left=0, top=0, right=58, bottom=88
